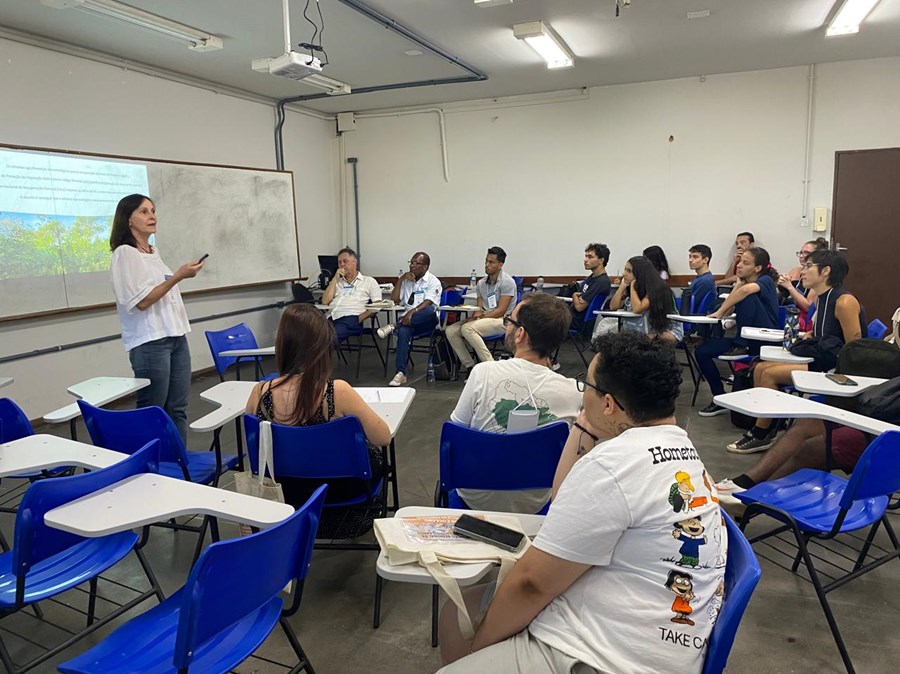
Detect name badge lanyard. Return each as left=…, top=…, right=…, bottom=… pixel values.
left=511, top=360, right=554, bottom=417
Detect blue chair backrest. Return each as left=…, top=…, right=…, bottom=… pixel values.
left=839, top=430, right=900, bottom=506
left=442, top=288, right=462, bottom=306
left=806, top=303, right=815, bottom=324
left=438, top=421, right=569, bottom=493
left=12, top=440, right=159, bottom=577
left=173, top=485, right=326, bottom=671
left=693, top=290, right=717, bottom=316
left=702, top=510, right=762, bottom=674
left=244, top=414, right=372, bottom=480
left=78, top=401, right=191, bottom=476
left=574, top=293, right=609, bottom=336
left=205, top=323, right=260, bottom=379
left=777, top=305, right=787, bottom=327
left=0, top=398, right=34, bottom=444
left=511, top=275, right=524, bottom=287
left=867, top=319, right=888, bottom=340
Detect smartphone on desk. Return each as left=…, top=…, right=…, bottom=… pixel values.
left=453, top=514, right=526, bottom=552
left=825, top=373, right=857, bottom=386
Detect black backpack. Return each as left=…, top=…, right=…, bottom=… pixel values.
left=429, top=333, right=457, bottom=381
left=853, top=377, right=900, bottom=425
left=836, top=339, right=900, bottom=379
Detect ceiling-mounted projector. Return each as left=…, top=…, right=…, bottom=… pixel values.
left=268, top=51, right=322, bottom=80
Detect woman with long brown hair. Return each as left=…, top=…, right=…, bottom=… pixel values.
left=244, top=304, right=390, bottom=510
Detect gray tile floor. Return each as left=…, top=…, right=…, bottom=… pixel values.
left=3, top=342, right=899, bottom=673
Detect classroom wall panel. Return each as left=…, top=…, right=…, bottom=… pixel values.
left=0, top=37, right=338, bottom=417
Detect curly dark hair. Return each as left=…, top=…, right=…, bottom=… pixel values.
left=589, top=332, right=682, bottom=423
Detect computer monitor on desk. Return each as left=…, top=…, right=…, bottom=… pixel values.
left=317, top=254, right=339, bottom=288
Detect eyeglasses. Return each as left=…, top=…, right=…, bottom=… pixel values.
left=796, top=250, right=812, bottom=259
left=576, top=372, right=626, bottom=411
left=408, top=259, right=425, bottom=267
left=800, top=262, right=818, bottom=270
left=502, top=315, right=522, bottom=329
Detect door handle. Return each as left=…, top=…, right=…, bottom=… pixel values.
left=835, top=242, right=848, bottom=252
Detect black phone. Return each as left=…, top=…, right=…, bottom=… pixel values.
left=452, top=514, right=526, bottom=552
left=198, top=253, right=209, bottom=263
left=825, top=373, right=857, bottom=386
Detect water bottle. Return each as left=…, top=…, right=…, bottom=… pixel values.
left=426, top=356, right=436, bottom=382
left=469, top=268, right=477, bottom=288
left=398, top=268, right=404, bottom=278
left=536, top=275, right=544, bottom=292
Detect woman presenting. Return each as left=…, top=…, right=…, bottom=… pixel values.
left=109, top=193, right=203, bottom=443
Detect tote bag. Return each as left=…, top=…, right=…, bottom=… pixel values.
left=233, top=420, right=285, bottom=536
left=374, top=514, right=530, bottom=638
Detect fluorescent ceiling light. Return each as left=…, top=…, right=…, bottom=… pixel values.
left=303, top=73, right=352, bottom=96
left=826, top=0, right=882, bottom=36
left=40, top=0, right=224, bottom=51
left=513, top=21, right=574, bottom=69
left=475, top=0, right=514, bottom=7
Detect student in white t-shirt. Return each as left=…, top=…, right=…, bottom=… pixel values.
left=109, top=194, right=204, bottom=444
left=438, top=332, right=727, bottom=674
left=449, top=292, right=581, bottom=513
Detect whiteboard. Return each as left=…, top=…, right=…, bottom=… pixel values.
left=0, top=145, right=300, bottom=320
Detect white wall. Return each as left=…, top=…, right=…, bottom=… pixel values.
left=341, top=57, right=900, bottom=281
left=0, top=36, right=339, bottom=418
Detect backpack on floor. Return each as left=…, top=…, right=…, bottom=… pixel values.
left=430, top=332, right=457, bottom=381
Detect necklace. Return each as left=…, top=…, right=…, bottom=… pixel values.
left=136, top=242, right=153, bottom=254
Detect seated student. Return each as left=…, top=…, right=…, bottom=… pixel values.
left=245, top=304, right=391, bottom=535
left=777, top=237, right=828, bottom=315
left=437, top=332, right=727, bottom=674
left=643, top=245, right=671, bottom=281
left=446, top=246, right=517, bottom=376
left=609, top=256, right=683, bottom=342
left=720, top=231, right=754, bottom=286
left=450, top=293, right=581, bottom=513
left=377, top=251, right=442, bottom=387
left=696, top=246, right=780, bottom=417
left=725, top=249, right=866, bottom=452
left=687, top=244, right=716, bottom=309
left=570, top=242, right=612, bottom=331
left=320, top=247, right=381, bottom=342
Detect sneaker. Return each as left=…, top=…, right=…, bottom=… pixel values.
left=722, top=318, right=737, bottom=330
left=714, top=478, right=746, bottom=497
left=727, top=432, right=773, bottom=454
left=698, top=402, right=729, bottom=417
left=388, top=372, right=407, bottom=387
left=377, top=324, right=395, bottom=340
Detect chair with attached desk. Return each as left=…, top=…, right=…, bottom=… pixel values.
left=336, top=310, right=386, bottom=380
left=0, top=442, right=163, bottom=674
left=560, top=292, right=608, bottom=369
left=244, top=414, right=389, bottom=550
left=381, top=289, right=454, bottom=378
left=677, top=290, right=718, bottom=406
left=867, top=318, right=888, bottom=340
left=702, top=510, right=762, bottom=674
left=481, top=288, right=524, bottom=355
left=58, top=485, right=326, bottom=674
left=736, top=429, right=900, bottom=674
left=205, top=323, right=275, bottom=382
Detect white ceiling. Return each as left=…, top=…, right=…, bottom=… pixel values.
left=1, top=0, right=898, bottom=113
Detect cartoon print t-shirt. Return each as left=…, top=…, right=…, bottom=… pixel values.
left=529, top=425, right=727, bottom=674
left=450, top=358, right=581, bottom=512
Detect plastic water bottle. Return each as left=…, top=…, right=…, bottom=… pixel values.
left=536, top=275, right=545, bottom=292
left=426, top=356, right=436, bottom=382
left=469, top=269, right=477, bottom=288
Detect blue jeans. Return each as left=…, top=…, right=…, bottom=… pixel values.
left=394, top=306, right=438, bottom=374
left=128, top=335, right=191, bottom=445
left=331, top=315, right=364, bottom=342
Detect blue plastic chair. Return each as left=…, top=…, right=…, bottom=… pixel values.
left=867, top=318, right=888, bottom=340
left=78, top=401, right=237, bottom=486
left=382, top=289, right=448, bottom=377
left=0, top=442, right=162, bottom=674
left=58, top=485, right=326, bottom=674
left=205, top=323, right=273, bottom=382
left=244, top=414, right=390, bottom=538
left=677, top=290, right=717, bottom=406
left=736, top=430, right=900, bottom=674
left=701, top=510, right=762, bottom=674
left=564, top=292, right=609, bottom=369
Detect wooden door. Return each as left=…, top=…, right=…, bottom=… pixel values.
left=832, top=148, right=900, bottom=324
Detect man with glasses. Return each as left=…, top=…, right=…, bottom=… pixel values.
left=439, top=332, right=726, bottom=674
left=378, top=251, right=442, bottom=386
left=449, top=293, right=581, bottom=512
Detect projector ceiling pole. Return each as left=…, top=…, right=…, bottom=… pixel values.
left=282, top=0, right=292, bottom=54
left=347, top=157, right=361, bottom=256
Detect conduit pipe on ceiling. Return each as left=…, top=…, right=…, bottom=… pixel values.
left=274, top=0, right=488, bottom=169
left=800, top=64, right=816, bottom=229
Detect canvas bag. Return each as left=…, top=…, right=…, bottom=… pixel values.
left=233, top=420, right=285, bottom=536
left=374, top=514, right=530, bottom=638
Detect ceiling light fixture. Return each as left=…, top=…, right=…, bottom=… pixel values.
left=475, top=0, right=514, bottom=6
left=40, top=0, right=223, bottom=51
left=513, top=21, right=574, bottom=69
left=826, top=0, right=882, bottom=36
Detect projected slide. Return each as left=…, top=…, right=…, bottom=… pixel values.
left=0, top=150, right=149, bottom=280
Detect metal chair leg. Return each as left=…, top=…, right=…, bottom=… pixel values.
left=431, top=585, right=440, bottom=648
left=373, top=574, right=384, bottom=628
